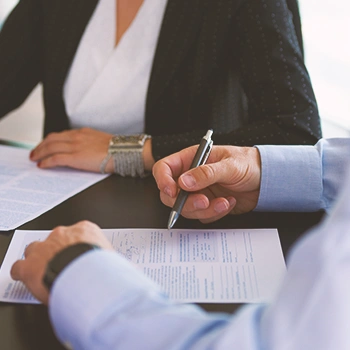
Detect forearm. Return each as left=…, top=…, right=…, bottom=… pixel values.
left=49, top=251, right=239, bottom=350
left=49, top=253, right=266, bottom=350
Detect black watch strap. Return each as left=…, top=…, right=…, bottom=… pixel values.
left=43, top=243, right=100, bottom=292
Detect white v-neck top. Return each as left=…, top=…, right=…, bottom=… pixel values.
left=64, top=0, right=168, bottom=134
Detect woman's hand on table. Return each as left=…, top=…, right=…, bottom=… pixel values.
left=30, top=128, right=114, bottom=173
left=30, top=128, right=156, bottom=174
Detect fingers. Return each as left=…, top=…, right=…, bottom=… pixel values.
left=160, top=190, right=236, bottom=222
left=29, top=128, right=112, bottom=172
left=153, top=160, right=178, bottom=199
left=10, top=259, right=24, bottom=281
left=153, top=145, right=231, bottom=196
left=49, top=221, right=113, bottom=251
left=30, top=131, right=75, bottom=160
left=24, top=241, right=41, bottom=258
left=153, top=146, right=199, bottom=198
left=200, top=200, right=235, bottom=223
left=182, top=196, right=236, bottom=222
left=178, top=146, right=262, bottom=193
left=159, top=191, right=210, bottom=210
left=10, top=241, right=50, bottom=304
left=11, top=220, right=112, bottom=305
left=31, top=141, right=73, bottom=162
left=178, top=160, right=233, bottom=192
left=38, top=153, right=75, bottom=169
left=154, top=145, right=262, bottom=223
left=30, top=131, right=78, bottom=168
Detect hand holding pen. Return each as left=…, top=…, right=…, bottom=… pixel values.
left=153, top=136, right=260, bottom=225
left=167, top=130, right=214, bottom=229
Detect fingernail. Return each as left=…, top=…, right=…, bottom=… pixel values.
left=228, top=197, right=236, bottom=207
left=29, top=150, right=34, bottom=159
left=181, top=174, right=196, bottom=188
left=194, top=199, right=207, bottom=209
left=214, top=201, right=229, bottom=213
left=164, top=186, right=173, bottom=197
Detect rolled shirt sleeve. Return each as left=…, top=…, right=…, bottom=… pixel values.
left=255, top=138, right=350, bottom=212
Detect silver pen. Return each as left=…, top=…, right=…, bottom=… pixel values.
left=167, top=129, right=214, bottom=229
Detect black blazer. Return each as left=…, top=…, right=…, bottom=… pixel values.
left=0, top=0, right=321, bottom=160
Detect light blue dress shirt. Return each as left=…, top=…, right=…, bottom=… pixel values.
left=256, top=138, right=349, bottom=212
left=49, top=138, right=350, bottom=350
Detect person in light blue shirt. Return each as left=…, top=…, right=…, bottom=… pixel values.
left=10, top=138, right=350, bottom=350
left=154, top=138, right=349, bottom=221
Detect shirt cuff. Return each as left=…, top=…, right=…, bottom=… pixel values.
left=48, top=250, right=165, bottom=350
left=255, top=145, right=323, bottom=212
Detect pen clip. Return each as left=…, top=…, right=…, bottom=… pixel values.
left=200, top=140, right=213, bottom=166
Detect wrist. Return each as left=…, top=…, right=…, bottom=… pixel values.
left=143, top=138, right=155, bottom=171
left=43, top=243, right=101, bottom=292
left=250, top=147, right=262, bottom=191
left=100, top=134, right=152, bottom=177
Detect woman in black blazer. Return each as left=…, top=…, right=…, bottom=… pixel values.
left=0, top=0, right=321, bottom=175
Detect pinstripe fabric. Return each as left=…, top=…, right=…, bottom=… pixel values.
left=0, top=0, right=321, bottom=161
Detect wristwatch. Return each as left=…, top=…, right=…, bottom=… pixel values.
left=100, top=134, right=151, bottom=177
left=43, top=243, right=100, bottom=292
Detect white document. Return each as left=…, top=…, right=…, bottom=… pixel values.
left=0, top=228, right=286, bottom=304
left=0, top=144, right=108, bottom=231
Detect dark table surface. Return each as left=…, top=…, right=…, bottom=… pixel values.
left=0, top=174, right=324, bottom=350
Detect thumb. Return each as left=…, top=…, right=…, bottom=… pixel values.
left=179, top=161, right=233, bottom=192
left=10, top=260, right=23, bottom=281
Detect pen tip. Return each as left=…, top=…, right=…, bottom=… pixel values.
left=167, top=211, right=179, bottom=230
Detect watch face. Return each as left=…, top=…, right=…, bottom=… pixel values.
left=110, top=135, right=148, bottom=150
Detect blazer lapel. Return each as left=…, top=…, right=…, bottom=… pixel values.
left=52, top=0, right=99, bottom=94
left=147, top=0, right=206, bottom=109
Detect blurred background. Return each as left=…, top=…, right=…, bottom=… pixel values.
left=0, top=0, right=349, bottom=146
